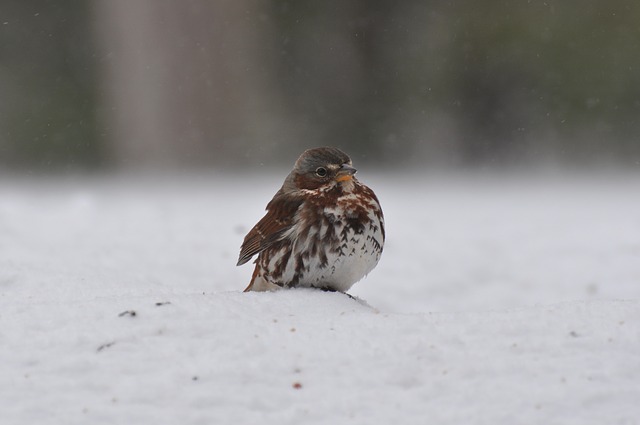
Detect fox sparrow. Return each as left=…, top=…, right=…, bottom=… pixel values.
left=237, top=147, right=385, bottom=292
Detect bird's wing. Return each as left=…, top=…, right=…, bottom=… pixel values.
left=236, top=192, right=303, bottom=266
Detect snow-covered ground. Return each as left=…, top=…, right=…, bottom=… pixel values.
left=1, top=172, right=639, bottom=424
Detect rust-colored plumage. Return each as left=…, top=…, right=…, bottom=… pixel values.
left=237, top=147, right=384, bottom=293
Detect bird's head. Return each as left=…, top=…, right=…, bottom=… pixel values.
left=283, top=147, right=357, bottom=192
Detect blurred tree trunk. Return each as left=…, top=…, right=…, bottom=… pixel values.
left=94, top=0, right=286, bottom=168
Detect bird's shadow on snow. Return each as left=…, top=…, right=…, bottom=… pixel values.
left=229, top=288, right=380, bottom=315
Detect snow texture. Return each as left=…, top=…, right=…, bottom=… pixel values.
left=1, top=172, right=639, bottom=424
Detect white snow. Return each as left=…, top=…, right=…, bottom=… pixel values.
left=1, top=172, right=639, bottom=424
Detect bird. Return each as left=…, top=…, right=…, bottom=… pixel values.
left=237, top=146, right=385, bottom=293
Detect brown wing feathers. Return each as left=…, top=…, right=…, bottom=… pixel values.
left=236, top=194, right=302, bottom=266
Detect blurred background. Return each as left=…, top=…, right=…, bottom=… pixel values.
left=1, top=0, right=639, bottom=172
left=2, top=0, right=640, bottom=316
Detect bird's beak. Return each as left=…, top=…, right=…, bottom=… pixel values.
left=335, top=164, right=357, bottom=182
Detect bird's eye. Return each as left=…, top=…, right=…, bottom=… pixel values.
left=315, top=167, right=328, bottom=177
